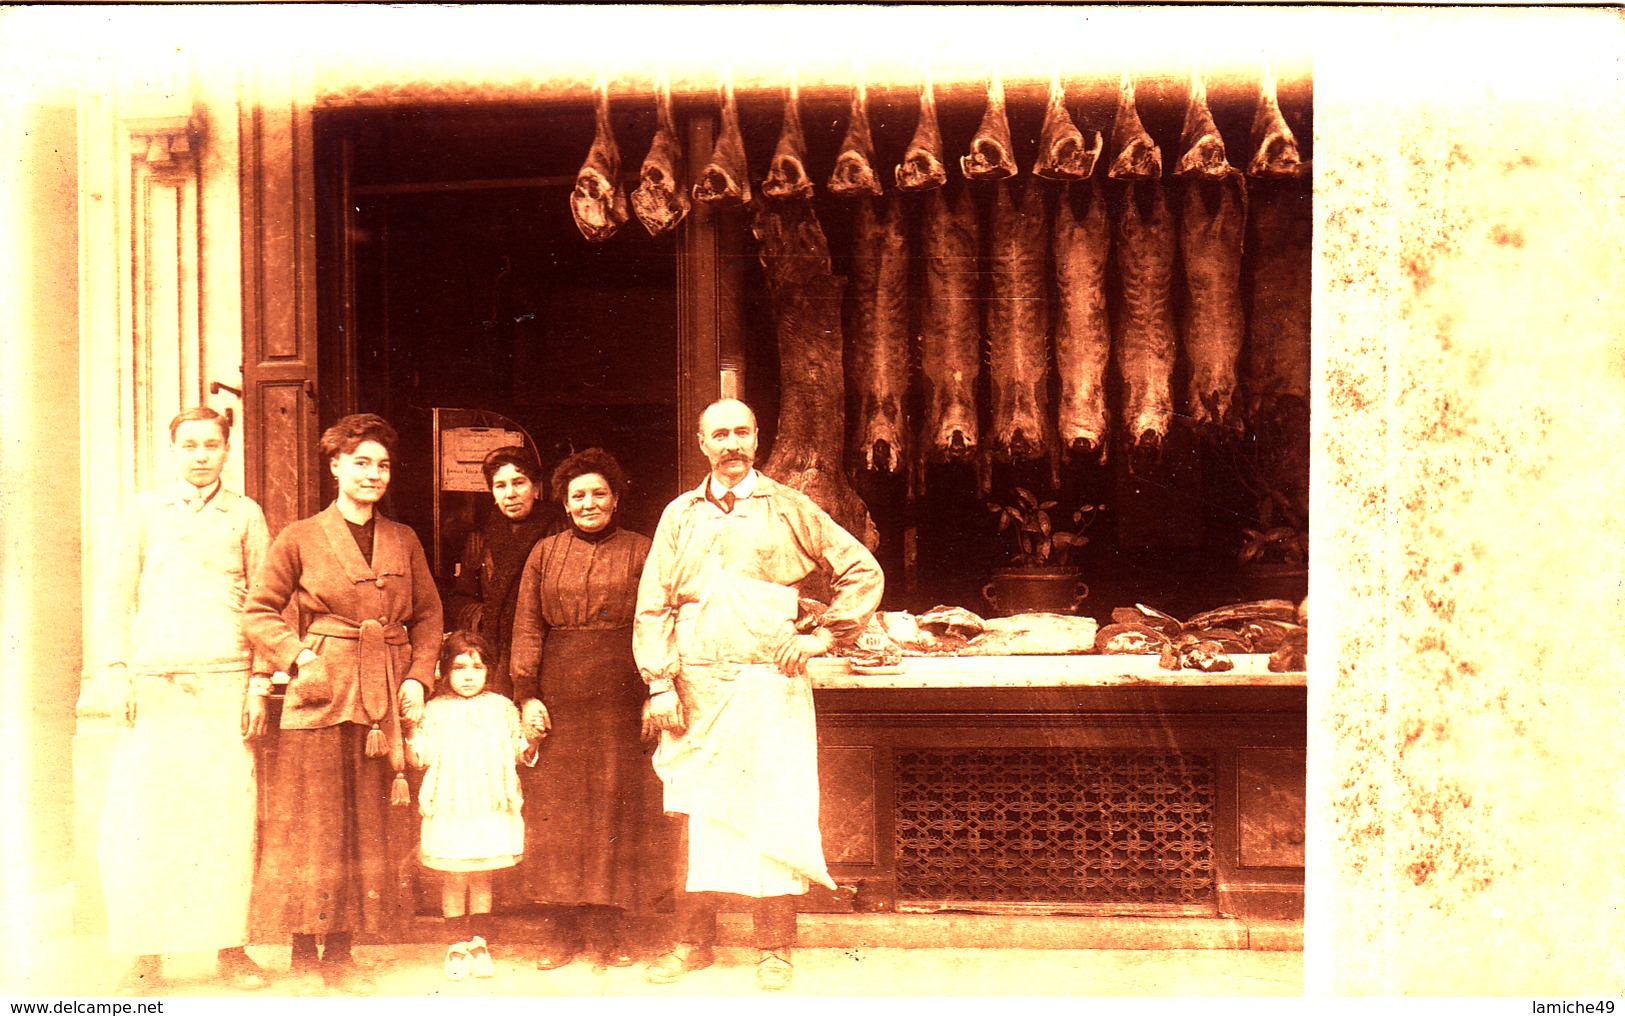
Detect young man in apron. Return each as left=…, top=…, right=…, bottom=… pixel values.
left=94, top=407, right=272, bottom=994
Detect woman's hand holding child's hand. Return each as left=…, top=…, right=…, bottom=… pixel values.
left=522, top=698, right=551, bottom=742
left=399, top=679, right=426, bottom=724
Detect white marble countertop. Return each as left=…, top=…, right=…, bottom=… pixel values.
left=806, top=654, right=1306, bottom=689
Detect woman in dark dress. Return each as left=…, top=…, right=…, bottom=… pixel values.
left=509, top=448, right=670, bottom=969
left=448, top=446, right=559, bottom=699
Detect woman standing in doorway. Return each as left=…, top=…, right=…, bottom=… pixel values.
left=510, top=448, right=671, bottom=969
left=243, top=413, right=443, bottom=995
left=448, top=446, right=560, bottom=699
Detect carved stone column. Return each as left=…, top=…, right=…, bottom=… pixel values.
left=73, top=53, right=220, bottom=932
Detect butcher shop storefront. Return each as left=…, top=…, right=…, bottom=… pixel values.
left=72, top=10, right=1308, bottom=948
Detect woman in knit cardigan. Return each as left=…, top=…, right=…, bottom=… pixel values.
left=243, top=413, right=443, bottom=995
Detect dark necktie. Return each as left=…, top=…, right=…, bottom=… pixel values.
left=722, top=490, right=737, bottom=513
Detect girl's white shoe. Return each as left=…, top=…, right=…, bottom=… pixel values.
left=444, top=941, right=471, bottom=981
left=467, top=936, right=495, bottom=978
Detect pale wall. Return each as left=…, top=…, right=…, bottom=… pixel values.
left=0, top=95, right=82, bottom=895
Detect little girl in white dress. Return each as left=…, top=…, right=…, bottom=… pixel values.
left=408, top=631, right=533, bottom=979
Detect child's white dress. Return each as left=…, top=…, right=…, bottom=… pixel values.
left=409, top=691, right=527, bottom=871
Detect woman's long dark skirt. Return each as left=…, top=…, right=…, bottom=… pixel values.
left=519, top=629, right=674, bottom=912
left=251, top=722, right=404, bottom=938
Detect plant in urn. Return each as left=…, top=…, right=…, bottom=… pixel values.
left=983, top=488, right=1101, bottom=616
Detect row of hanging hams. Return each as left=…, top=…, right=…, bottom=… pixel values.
left=568, top=71, right=1309, bottom=534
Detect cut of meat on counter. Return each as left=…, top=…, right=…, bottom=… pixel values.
left=986, top=177, right=1055, bottom=476
left=827, top=81, right=884, bottom=197
left=1175, top=71, right=1247, bottom=437
left=960, top=75, right=1017, bottom=181
left=1095, top=599, right=1306, bottom=672
left=570, top=83, right=629, bottom=242
left=895, top=77, right=948, bottom=191
left=1245, top=69, right=1311, bottom=417
left=1033, top=73, right=1102, bottom=182
left=866, top=607, right=1098, bottom=657
left=750, top=98, right=878, bottom=551
left=1108, top=73, right=1175, bottom=473
left=917, top=182, right=981, bottom=483
left=761, top=81, right=814, bottom=201
left=693, top=79, right=750, bottom=206
left=1052, top=176, right=1112, bottom=462
left=846, top=190, right=910, bottom=477
left=631, top=76, right=690, bottom=238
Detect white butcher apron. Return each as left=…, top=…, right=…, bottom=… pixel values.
left=98, top=670, right=257, bottom=954
left=653, top=560, right=834, bottom=897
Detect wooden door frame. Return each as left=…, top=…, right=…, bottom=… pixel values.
left=264, top=99, right=738, bottom=520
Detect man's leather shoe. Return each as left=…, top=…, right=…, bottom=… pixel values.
left=113, top=955, right=164, bottom=996
left=756, top=949, right=793, bottom=991
left=284, top=958, right=324, bottom=997
left=587, top=942, right=636, bottom=969
left=643, top=942, right=715, bottom=984
left=216, top=947, right=269, bottom=990
left=534, top=941, right=578, bottom=970
left=320, top=958, right=376, bottom=995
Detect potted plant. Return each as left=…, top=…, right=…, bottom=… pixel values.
left=982, top=488, right=1101, bottom=616
left=1232, top=397, right=1309, bottom=603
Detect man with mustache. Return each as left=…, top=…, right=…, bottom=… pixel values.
left=634, top=398, right=883, bottom=992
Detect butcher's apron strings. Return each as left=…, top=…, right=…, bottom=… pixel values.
left=305, top=614, right=410, bottom=779
left=547, top=623, right=634, bottom=632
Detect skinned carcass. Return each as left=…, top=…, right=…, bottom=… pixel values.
left=752, top=93, right=879, bottom=549
left=1175, top=71, right=1247, bottom=436
left=986, top=178, right=1055, bottom=475
left=1245, top=67, right=1311, bottom=414
left=1052, top=177, right=1113, bottom=461
left=917, top=182, right=981, bottom=477
left=845, top=191, right=910, bottom=477
left=1108, top=74, right=1175, bottom=471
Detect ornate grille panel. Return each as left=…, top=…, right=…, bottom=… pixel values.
left=894, top=749, right=1216, bottom=908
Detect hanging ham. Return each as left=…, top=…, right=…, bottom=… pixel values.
left=986, top=177, right=1053, bottom=467
left=918, top=183, right=980, bottom=469
left=1248, top=64, right=1309, bottom=180
left=751, top=93, right=878, bottom=549
left=828, top=82, right=883, bottom=197
left=895, top=78, right=947, bottom=191
left=1052, top=178, right=1112, bottom=461
left=846, top=191, right=910, bottom=475
left=1034, top=73, right=1102, bottom=181
left=631, top=76, right=689, bottom=237
left=1175, top=71, right=1247, bottom=435
left=761, top=82, right=813, bottom=200
left=570, top=84, right=629, bottom=242
left=692, top=80, right=750, bottom=205
left=1108, top=74, right=1175, bottom=470
left=961, top=75, right=1017, bottom=181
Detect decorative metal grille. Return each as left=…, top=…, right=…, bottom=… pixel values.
left=894, top=749, right=1216, bottom=908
